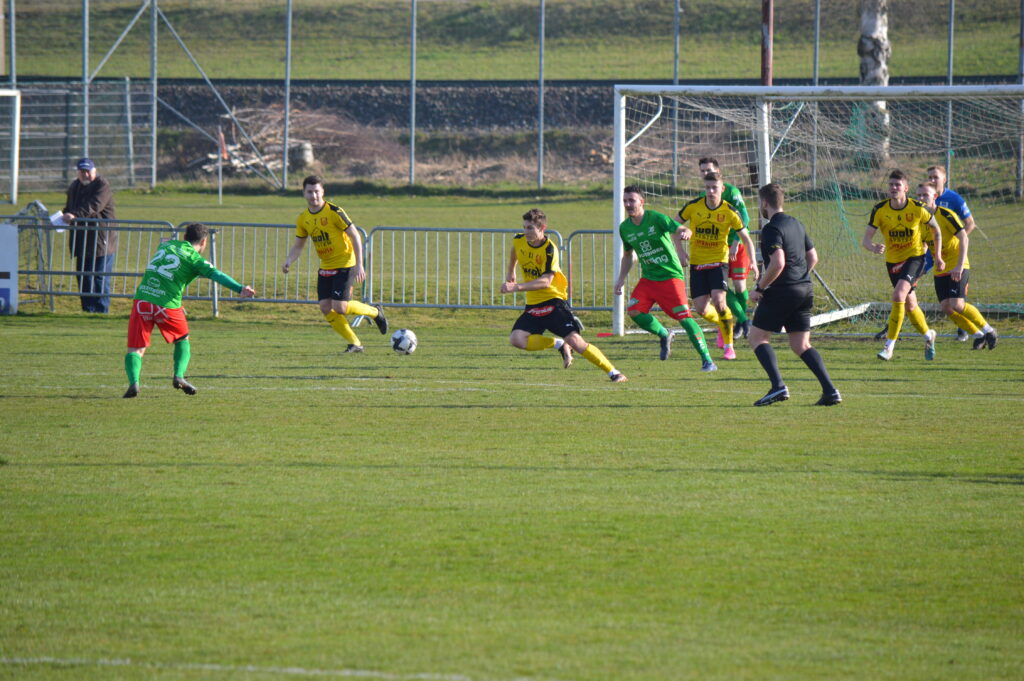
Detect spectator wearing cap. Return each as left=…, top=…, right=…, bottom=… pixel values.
left=62, top=157, right=118, bottom=313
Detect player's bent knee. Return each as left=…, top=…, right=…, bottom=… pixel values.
left=564, top=332, right=588, bottom=353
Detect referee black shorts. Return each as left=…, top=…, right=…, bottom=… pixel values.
left=752, top=283, right=814, bottom=333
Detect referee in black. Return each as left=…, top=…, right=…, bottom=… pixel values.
left=748, top=183, right=841, bottom=406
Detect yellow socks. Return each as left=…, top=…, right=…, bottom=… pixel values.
left=345, top=300, right=378, bottom=317
left=907, top=305, right=930, bottom=335
left=887, top=301, right=906, bottom=341
left=947, top=310, right=979, bottom=334
left=960, top=303, right=989, bottom=330
left=525, top=335, right=556, bottom=351
left=720, top=308, right=735, bottom=346
left=581, top=344, right=615, bottom=374
left=325, top=310, right=360, bottom=346
left=702, top=307, right=734, bottom=345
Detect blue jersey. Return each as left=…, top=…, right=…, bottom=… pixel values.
left=936, top=188, right=971, bottom=221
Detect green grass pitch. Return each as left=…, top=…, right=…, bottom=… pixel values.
left=1, top=312, right=1022, bottom=681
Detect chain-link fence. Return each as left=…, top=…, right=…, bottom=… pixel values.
left=0, top=80, right=154, bottom=197
left=6, top=0, right=1023, bottom=194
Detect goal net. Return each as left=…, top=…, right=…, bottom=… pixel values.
left=612, top=84, right=1024, bottom=335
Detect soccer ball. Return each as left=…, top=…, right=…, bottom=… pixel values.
left=391, top=328, right=418, bottom=354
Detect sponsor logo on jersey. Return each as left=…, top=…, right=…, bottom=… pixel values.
left=695, top=224, right=722, bottom=238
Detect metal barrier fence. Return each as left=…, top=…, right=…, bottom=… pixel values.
left=181, top=221, right=369, bottom=309
left=15, top=218, right=177, bottom=312
left=364, top=226, right=566, bottom=311
left=11, top=218, right=632, bottom=316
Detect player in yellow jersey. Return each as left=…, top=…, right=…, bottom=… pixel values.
left=862, top=169, right=943, bottom=361
left=500, top=209, right=627, bottom=383
left=916, top=182, right=997, bottom=349
left=280, top=175, right=388, bottom=352
left=677, top=171, right=758, bottom=361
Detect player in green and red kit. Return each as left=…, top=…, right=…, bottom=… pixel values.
left=123, top=222, right=255, bottom=398
left=698, top=157, right=754, bottom=342
left=613, top=185, right=716, bottom=371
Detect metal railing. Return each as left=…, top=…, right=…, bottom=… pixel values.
left=364, top=226, right=565, bottom=310
left=11, top=219, right=639, bottom=316
left=16, top=218, right=178, bottom=312
left=174, top=221, right=368, bottom=310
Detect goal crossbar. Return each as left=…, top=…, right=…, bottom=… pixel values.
left=615, top=84, right=1024, bottom=101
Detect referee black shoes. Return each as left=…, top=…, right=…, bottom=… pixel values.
left=754, top=386, right=789, bottom=407
left=815, top=390, right=842, bottom=406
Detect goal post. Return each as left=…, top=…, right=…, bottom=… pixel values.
left=0, top=88, right=21, bottom=204
left=612, top=84, right=1024, bottom=335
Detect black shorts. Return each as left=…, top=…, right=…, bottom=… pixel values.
left=886, top=256, right=927, bottom=288
left=317, top=267, right=355, bottom=302
left=752, top=283, right=813, bottom=333
left=512, top=298, right=582, bottom=337
left=933, top=269, right=969, bottom=301
left=690, top=263, right=728, bottom=299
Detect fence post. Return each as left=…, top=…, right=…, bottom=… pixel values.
left=124, top=76, right=136, bottom=186
left=210, top=228, right=220, bottom=317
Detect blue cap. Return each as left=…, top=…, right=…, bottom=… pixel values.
left=76, top=158, right=95, bottom=171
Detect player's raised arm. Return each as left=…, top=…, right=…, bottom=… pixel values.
left=281, top=236, right=307, bottom=274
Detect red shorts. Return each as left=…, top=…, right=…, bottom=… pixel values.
left=127, top=300, right=189, bottom=348
left=729, top=242, right=751, bottom=280
left=628, top=278, right=693, bottom=320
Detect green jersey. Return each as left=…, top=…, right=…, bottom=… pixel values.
left=134, top=239, right=243, bottom=308
left=618, top=209, right=687, bottom=281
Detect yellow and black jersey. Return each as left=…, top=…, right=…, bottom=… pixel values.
left=296, top=201, right=356, bottom=269
left=678, top=197, right=745, bottom=266
left=926, top=205, right=969, bottom=275
left=513, top=234, right=568, bottom=305
left=868, top=198, right=932, bottom=264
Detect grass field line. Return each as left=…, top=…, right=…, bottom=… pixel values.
left=0, top=656, right=559, bottom=681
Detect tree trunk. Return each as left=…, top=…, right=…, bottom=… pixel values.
left=859, top=0, right=891, bottom=166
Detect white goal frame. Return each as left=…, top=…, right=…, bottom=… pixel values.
left=612, top=84, right=1024, bottom=335
left=0, top=88, right=20, bottom=204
